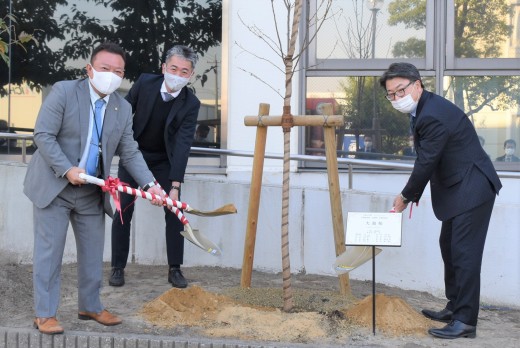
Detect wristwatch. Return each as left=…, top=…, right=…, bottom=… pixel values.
left=170, top=185, right=180, bottom=191
left=400, top=193, right=411, bottom=204
left=142, top=182, right=155, bottom=191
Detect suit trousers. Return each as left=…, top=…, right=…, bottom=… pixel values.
left=111, top=160, right=184, bottom=269
left=33, top=184, right=105, bottom=317
left=439, top=196, right=495, bottom=326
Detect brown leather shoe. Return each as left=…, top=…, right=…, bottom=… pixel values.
left=78, top=309, right=122, bottom=326
left=33, top=317, right=64, bottom=335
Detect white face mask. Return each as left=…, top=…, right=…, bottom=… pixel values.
left=89, top=66, right=122, bottom=95
left=164, top=72, right=190, bottom=91
left=391, top=94, right=418, bottom=114
left=505, top=148, right=515, bottom=156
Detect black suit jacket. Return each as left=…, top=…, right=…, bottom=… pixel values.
left=402, top=90, right=502, bottom=221
left=495, top=154, right=520, bottom=162
left=126, top=74, right=201, bottom=182
left=356, top=147, right=380, bottom=160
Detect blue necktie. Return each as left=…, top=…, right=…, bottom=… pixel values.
left=86, top=99, right=105, bottom=175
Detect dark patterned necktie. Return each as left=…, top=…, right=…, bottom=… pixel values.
left=409, top=115, right=416, bottom=133
left=162, top=92, right=174, bottom=102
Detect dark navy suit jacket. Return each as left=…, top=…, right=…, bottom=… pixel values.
left=125, top=73, right=200, bottom=183
left=402, top=90, right=502, bottom=221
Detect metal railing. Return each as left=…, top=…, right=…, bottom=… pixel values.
left=188, top=147, right=520, bottom=187
left=0, top=133, right=35, bottom=164
left=2, top=133, right=519, bottom=188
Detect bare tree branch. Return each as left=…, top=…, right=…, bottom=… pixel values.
left=236, top=1, right=333, bottom=102
left=236, top=67, right=284, bottom=99
left=234, top=41, right=286, bottom=75
left=237, top=13, right=284, bottom=60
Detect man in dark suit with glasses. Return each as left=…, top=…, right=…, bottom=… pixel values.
left=380, top=62, right=502, bottom=340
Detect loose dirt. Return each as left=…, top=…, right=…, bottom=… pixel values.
left=1, top=261, right=519, bottom=347
left=139, top=286, right=436, bottom=343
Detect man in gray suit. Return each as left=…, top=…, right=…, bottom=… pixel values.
left=23, top=42, right=164, bottom=335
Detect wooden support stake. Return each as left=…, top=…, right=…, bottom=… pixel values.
left=241, top=103, right=270, bottom=288
left=322, top=104, right=349, bottom=295
left=241, top=103, right=350, bottom=294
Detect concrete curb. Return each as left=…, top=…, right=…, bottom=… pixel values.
left=0, top=326, right=318, bottom=348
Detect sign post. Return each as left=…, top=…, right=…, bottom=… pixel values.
left=344, top=212, right=403, bottom=335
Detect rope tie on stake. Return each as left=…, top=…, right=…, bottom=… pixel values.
left=322, top=114, right=330, bottom=127
left=258, top=115, right=266, bottom=127
left=281, top=105, right=293, bottom=133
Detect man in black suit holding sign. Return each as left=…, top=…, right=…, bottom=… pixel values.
left=380, top=63, right=502, bottom=339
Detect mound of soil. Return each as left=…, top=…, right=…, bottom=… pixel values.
left=345, top=293, right=437, bottom=336
left=139, top=285, right=437, bottom=344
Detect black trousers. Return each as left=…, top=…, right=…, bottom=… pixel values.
left=440, top=197, right=495, bottom=326
left=111, top=159, right=184, bottom=269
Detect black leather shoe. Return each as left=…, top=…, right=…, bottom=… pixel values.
left=428, top=320, right=476, bottom=339
left=109, top=267, right=125, bottom=287
left=421, top=308, right=453, bottom=323
left=168, top=267, right=188, bottom=288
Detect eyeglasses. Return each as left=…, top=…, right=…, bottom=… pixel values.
left=385, top=80, right=415, bottom=101
left=165, top=65, right=193, bottom=78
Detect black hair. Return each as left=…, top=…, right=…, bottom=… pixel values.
left=504, top=139, right=516, bottom=148
left=379, top=62, right=425, bottom=89
left=91, top=42, right=126, bottom=64
left=197, top=125, right=210, bottom=132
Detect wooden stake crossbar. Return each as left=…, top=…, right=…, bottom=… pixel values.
left=241, top=103, right=350, bottom=295
left=244, top=115, right=344, bottom=127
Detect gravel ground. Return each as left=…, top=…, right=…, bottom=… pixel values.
left=1, top=260, right=519, bottom=347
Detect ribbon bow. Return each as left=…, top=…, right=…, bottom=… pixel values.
left=102, top=176, right=128, bottom=224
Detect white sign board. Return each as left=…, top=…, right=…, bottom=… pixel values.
left=345, top=212, right=402, bottom=247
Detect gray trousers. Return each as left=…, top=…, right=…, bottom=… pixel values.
left=33, top=184, right=105, bottom=317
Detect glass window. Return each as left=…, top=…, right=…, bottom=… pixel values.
left=309, top=0, right=431, bottom=70
left=444, top=75, right=520, bottom=165
left=1, top=0, right=222, bottom=162
left=190, top=51, right=222, bottom=154
left=304, top=1, right=520, bottom=172
left=447, top=0, right=520, bottom=69
left=305, top=75, right=437, bottom=164
left=454, top=1, right=514, bottom=59
left=0, top=84, right=40, bottom=154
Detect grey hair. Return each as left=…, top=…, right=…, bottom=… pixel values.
left=379, top=62, right=424, bottom=89
left=164, top=45, right=199, bottom=69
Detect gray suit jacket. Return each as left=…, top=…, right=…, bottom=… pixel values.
left=24, top=78, right=154, bottom=216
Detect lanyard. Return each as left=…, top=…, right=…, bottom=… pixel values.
left=90, top=100, right=105, bottom=149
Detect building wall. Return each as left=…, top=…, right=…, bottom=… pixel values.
left=2, top=161, right=519, bottom=307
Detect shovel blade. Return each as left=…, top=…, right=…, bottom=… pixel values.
left=186, top=203, right=237, bottom=217
left=181, top=227, right=221, bottom=256
left=333, top=246, right=382, bottom=275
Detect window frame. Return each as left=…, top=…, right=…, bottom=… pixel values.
left=301, top=0, right=520, bottom=172
left=445, top=0, right=520, bottom=71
